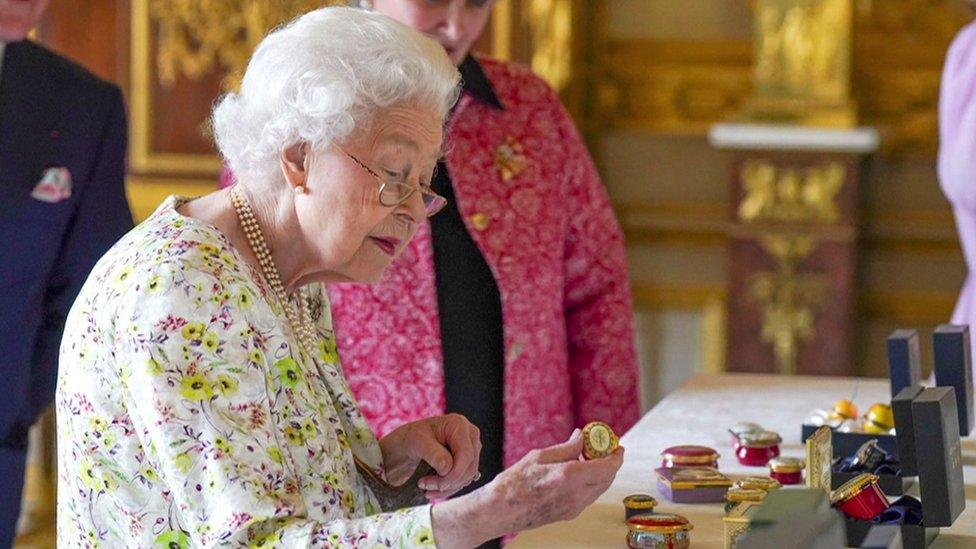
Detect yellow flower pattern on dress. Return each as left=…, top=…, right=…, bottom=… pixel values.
left=275, top=357, right=303, bottom=388
left=181, top=322, right=205, bottom=341
left=216, top=373, right=239, bottom=396
left=202, top=330, right=220, bottom=351
left=56, top=197, right=435, bottom=548
left=181, top=373, right=215, bottom=401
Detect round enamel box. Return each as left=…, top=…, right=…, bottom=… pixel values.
left=626, top=513, right=693, bottom=549
left=729, top=422, right=763, bottom=448
left=768, top=457, right=805, bottom=485
left=623, top=494, right=658, bottom=521
left=735, top=431, right=782, bottom=466
left=830, top=473, right=890, bottom=521
left=582, top=421, right=619, bottom=460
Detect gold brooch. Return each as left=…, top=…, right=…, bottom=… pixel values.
left=494, top=135, right=527, bottom=181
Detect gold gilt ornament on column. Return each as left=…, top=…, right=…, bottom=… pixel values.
left=150, top=0, right=338, bottom=89
left=739, top=161, right=844, bottom=375
left=749, top=235, right=828, bottom=375
left=744, top=0, right=857, bottom=127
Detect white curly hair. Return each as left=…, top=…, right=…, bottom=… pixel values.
left=212, top=6, right=459, bottom=182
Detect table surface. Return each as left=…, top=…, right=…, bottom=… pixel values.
left=509, top=373, right=976, bottom=548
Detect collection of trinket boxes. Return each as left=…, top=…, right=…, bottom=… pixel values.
left=624, top=326, right=970, bottom=549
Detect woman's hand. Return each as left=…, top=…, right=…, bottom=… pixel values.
left=379, top=413, right=482, bottom=499
left=430, top=429, right=624, bottom=548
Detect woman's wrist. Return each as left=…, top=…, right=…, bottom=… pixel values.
left=430, top=485, right=504, bottom=548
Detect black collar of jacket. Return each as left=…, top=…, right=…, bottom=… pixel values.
left=459, top=55, right=504, bottom=111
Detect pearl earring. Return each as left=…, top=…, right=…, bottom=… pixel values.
left=359, top=0, right=373, bottom=10
left=294, top=184, right=306, bottom=195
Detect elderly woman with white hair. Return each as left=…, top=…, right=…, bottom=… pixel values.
left=55, top=7, right=621, bottom=548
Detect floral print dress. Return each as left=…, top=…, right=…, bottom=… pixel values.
left=56, top=196, right=436, bottom=548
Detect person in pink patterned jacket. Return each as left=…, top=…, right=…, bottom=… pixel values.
left=329, top=0, right=641, bottom=521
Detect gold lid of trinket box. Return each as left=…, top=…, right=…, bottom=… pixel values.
left=726, top=487, right=767, bottom=503
left=582, top=421, right=619, bottom=460
left=734, top=476, right=782, bottom=491
left=627, top=513, right=693, bottom=534
left=830, top=473, right=880, bottom=505
left=738, top=431, right=782, bottom=448
left=623, top=494, right=658, bottom=510
left=769, top=457, right=805, bottom=473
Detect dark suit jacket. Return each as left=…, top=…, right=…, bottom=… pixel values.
left=0, top=40, right=133, bottom=448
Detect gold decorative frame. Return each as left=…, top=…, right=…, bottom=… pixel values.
left=130, top=0, right=339, bottom=176
left=130, top=0, right=223, bottom=175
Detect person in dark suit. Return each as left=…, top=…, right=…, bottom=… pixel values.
left=0, top=1, right=132, bottom=543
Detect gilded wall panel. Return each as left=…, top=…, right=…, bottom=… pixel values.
left=594, top=0, right=971, bottom=154
left=596, top=41, right=753, bottom=133
left=129, top=0, right=339, bottom=178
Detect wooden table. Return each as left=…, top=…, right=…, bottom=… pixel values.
left=509, top=373, right=976, bottom=548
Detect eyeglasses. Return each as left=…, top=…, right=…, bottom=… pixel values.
left=336, top=145, right=447, bottom=218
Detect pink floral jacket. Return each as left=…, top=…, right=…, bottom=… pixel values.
left=328, top=57, right=640, bottom=467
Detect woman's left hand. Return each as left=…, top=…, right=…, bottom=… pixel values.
left=379, top=413, right=482, bottom=499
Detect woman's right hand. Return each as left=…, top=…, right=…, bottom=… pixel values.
left=488, top=428, right=624, bottom=531
left=430, top=429, right=624, bottom=548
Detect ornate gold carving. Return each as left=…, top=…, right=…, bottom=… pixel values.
left=745, top=0, right=856, bottom=126
left=131, top=0, right=220, bottom=175
left=854, top=0, right=972, bottom=156
left=724, top=500, right=760, bottom=549
left=149, top=0, right=329, bottom=89
left=735, top=159, right=847, bottom=374
left=131, top=1, right=340, bottom=176
left=596, top=40, right=753, bottom=134
left=592, top=1, right=969, bottom=154
left=738, top=160, right=846, bottom=223
left=618, top=201, right=961, bottom=258
left=750, top=235, right=828, bottom=375
left=628, top=283, right=956, bottom=376
left=736, top=159, right=844, bottom=374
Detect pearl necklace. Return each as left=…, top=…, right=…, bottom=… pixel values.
left=230, top=186, right=317, bottom=354
left=230, top=190, right=440, bottom=497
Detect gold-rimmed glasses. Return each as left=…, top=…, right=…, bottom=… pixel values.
left=336, top=144, right=447, bottom=217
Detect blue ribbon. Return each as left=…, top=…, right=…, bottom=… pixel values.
left=834, top=456, right=902, bottom=476
left=872, top=496, right=924, bottom=526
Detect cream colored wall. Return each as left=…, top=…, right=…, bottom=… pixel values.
left=634, top=310, right=704, bottom=410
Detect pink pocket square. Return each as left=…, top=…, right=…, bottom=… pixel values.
left=30, top=167, right=72, bottom=203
